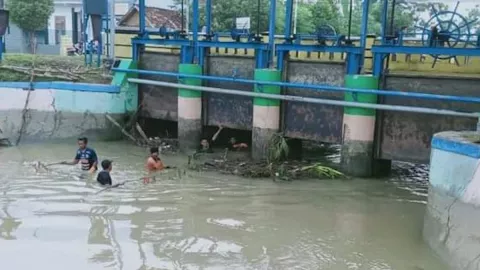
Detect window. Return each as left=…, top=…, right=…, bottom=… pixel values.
left=55, top=16, right=66, bottom=45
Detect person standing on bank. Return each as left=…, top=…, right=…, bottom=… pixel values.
left=62, top=137, right=98, bottom=173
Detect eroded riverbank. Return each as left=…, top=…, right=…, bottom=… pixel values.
left=0, top=141, right=446, bottom=269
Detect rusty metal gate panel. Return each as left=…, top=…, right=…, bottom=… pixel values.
left=139, top=52, right=179, bottom=121
left=283, top=61, right=345, bottom=143
left=378, top=74, right=480, bottom=163
left=205, top=56, right=254, bottom=130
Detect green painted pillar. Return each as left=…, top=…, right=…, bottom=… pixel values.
left=111, top=59, right=138, bottom=113
left=178, top=64, right=203, bottom=152
left=341, top=75, right=384, bottom=177
left=252, top=69, right=282, bottom=160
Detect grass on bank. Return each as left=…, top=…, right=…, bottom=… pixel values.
left=0, top=53, right=110, bottom=84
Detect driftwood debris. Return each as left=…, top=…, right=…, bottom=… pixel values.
left=105, top=114, right=178, bottom=152
left=105, top=114, right=140, bottom=144
left=0, top=65, right=110, bottom=82
left=136, top=123, right=150, bottom=143
left=187, top=153, right=344, bottom=180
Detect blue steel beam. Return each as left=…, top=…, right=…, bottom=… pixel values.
left=206, top=0, right=212, bottom=34
left=132, top=38, right=191, bottom=47
left=359, top=0, right=370, bottom=68
left=284, top=0, right=294, bottom=39
left=380, top=0, right=389, bottom=44
left=192, top=0, right=199, bottom=62
left=372, top=45, right=480, bottom=56
left=197, top=41, right=268, bottom=50
left=276, top=44, right=362, bottom=54
left=0, top=37, right=3, bottom=61
left=360, top=0, right=370, bottom=49
left=268, top=0, right=276, bottom=67
left=112, top=67, right=480, bottom=104
left=138, top=0, right=146, bottom=37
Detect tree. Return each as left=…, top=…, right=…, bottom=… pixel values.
left=7, top=0, right=54, bottom=53
left=294, top=3, right=315, bottom=34
left=466, top=5, right=480, bottom=35
left=309, top=0, right=345, bottom=34
left=173, top=0, right=285, bottom=34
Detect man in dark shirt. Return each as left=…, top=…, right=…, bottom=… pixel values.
left=97, top=160, right=113, bottom=186
left=62, top=137, right=98, bottom=173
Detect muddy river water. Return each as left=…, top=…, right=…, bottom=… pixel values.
left=0, top=141, right=447, bottom=269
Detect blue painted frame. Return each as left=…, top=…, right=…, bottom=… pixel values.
left=0, top=82, right=120, bottom=93
left=131, top=0, right=373, bottom=77
left=432, top=134, right=480, bottom=159
left=372, top=0, right=480, bottom=78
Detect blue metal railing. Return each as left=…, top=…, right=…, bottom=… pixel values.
left=128, top=78, right=480, bottom=120
left=112, top=67, right=480, bottom=104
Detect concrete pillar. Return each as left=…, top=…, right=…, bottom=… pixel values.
left=252, top=69, right=281, bottom=160
left=177, top=64, right=203, bottom=152
left=341, top=75, right=378, bottom=177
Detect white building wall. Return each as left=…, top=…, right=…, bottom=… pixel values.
left=48, top=3, right=82, bottom=45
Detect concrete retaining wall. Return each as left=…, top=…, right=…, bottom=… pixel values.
left=424, top=131, right=480, bottom=270
left=0, top=82, right=130, bottom=143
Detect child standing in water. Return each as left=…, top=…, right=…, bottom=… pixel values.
left=97, top=160, right=113, bottom=186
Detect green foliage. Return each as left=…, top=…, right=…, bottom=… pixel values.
left=174, top=0, right=286, bottom=33
left=309, top=0, right=345, bottom=34
left=467, top=5, right=480, bottom=33
left=266, top=133, right=344, bottom=180
left=267, top=133, right=289, bottom=163
left=300, top=163, right=344, bottom=179
left=172, top=0, right=433, bottom=36
left=7, top=0, right=54, bottom=32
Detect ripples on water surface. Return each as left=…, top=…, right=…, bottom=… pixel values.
left=0, top=142, right=446, bottom=270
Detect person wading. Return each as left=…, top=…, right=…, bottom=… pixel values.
left=197, top=125, right=223, bottom=153
left=61, top=137, right=98, bottom=173
left=144, top=147, right=171, bottom=183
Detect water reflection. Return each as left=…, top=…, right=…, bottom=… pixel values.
left=0, top=200, right=22, bottom=240
left=0, top=141, right=447, bottom=269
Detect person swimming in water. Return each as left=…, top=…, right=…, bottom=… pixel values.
left=146, top=147, right=170, bottom=172
left=144, top=147, right=171, bottom=183
left=97, top=160, right=113, bottom=186
left=61, top=137, right=98, bottom=173
left=197, top=125, right=224, bottom=153
left=227, top=137, right=249, bottom=151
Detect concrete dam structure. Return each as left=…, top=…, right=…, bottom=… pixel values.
left=133, top=52, right=480, bottom=166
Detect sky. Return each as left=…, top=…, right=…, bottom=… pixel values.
left=147, top=0, right=174, bottom=9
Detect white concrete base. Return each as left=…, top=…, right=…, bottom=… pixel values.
left=425, top=131, right=480, bottom=270
left=252, top=106, right=280, bottom=130
left=461, top=160, right=480, bottom=207
left=178, top=97, right=202, bottom=120
left=342, top=114, right=376, bottom=142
